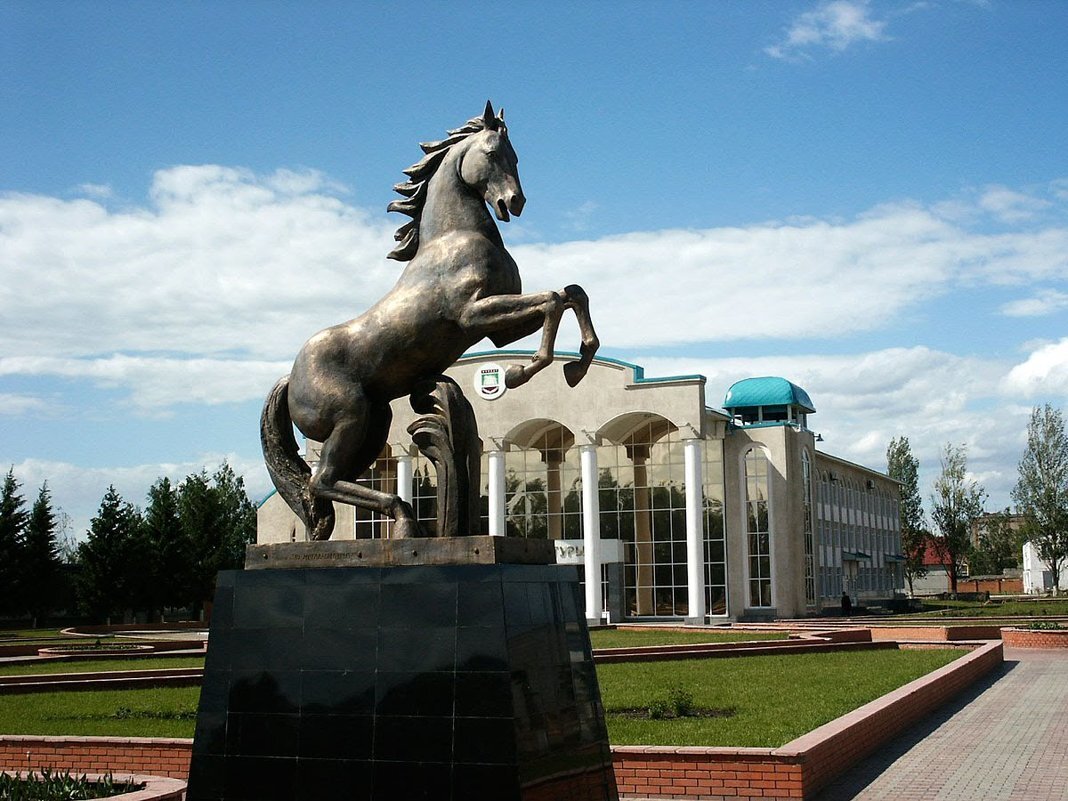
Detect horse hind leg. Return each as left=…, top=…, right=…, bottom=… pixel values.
left=561, top=284, right=600, bottom=387
left=309, top=406, right=423, bottom=540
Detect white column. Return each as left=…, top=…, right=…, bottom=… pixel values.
left=396, top=454, right=413, bottom=505
left=684, top=437, right=706, bottom=622
left=580, top=443, right=602, bottom=623
left=487, top=449, right=507, bottom=536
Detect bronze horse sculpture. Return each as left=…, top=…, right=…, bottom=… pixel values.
left=262, top=102, right=599, bottom=540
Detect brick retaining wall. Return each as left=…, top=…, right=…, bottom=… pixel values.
left=0, top=642, right=1003, bottom=800
left=0, top=736, right=192, bottom=780
left=1001, top=627, right=1068, bottom=648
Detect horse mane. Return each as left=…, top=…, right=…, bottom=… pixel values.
left=387, top=106, right=507, bottom=261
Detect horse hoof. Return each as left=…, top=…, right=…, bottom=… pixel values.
left=505, top=365, right=527, bottom=388
left=564, top=361, right=587, bottom=387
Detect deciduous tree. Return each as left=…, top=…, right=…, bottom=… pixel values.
left=1012, top=404, right=1068, bottom=595
left=887, top=437, right=927, bottom=596
left=930, top=444, right=986, bottom=595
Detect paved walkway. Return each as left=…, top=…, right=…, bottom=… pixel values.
left=815, top=648, right=1068, bottom=801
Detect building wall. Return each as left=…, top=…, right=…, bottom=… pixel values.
left=257, top=351, right=901, bottom=621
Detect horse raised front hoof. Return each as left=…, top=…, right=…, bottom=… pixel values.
left=505, top=364, right=528, bottom=389
left=563, top=361, right=589, bottom=387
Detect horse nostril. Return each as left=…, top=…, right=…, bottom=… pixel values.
left=510, top=194, right=526, bottom=216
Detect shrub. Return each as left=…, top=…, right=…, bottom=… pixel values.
left=1026, top=621, right=1063, bottom=630
left=0, top=769, right=137, bottom=800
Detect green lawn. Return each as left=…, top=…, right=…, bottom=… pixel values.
left=590, top=628, right=788, bottom=649
left=598, top=648, right=964, bottom=747
left=906, top=598, right=1068, bottom=618
left=0, top=686, right=202, bottom=738
left=0, top=648, right=964, bottom=745
left=0, top=656, right=205, bottom=677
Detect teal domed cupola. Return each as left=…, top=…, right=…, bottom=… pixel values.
left=723, top=377, right=815, bottom=429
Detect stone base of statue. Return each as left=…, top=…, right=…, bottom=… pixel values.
left=186, top=537, right=619, bottom=801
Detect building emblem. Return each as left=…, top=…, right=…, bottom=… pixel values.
left=474, top=363, right=507, bottom=401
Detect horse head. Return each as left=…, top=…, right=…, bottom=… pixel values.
left=459, top=101, right=525, bottom=222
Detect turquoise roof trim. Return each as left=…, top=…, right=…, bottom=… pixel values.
left=459, top=350, right=705, bottom=386
left=723, top=376, right=815, bottom=414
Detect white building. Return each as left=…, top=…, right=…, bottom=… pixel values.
left=1022, top=540, right=1068, bottom=594
left=258, top=351, right=904, bottom=622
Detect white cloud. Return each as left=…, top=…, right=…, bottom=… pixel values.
left=0, top=355, right=291, bottom=411
left=1003, top=338, right=1068, bottom=398
left=1000, top=289, right=1068, bottom=318
left=978, top=185, right=1051, bottom=224
left=640, top=346, right=1027, bottom=508
left=765, top=0, right=888, bottom=60
left=0, top=393, right=55, bottom=416
left=3, top=169, right=1068, bottom=411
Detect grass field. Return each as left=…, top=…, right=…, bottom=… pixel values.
left=907, top=598, right=1068, bottom=618
left=0, top=686, right=202, bottom=738
left=590, top=628, right=788, bottom=649
left=0, top=656, right=205, bottom=677
left=598, top=648, right=964, bottom=747
left=0, top=647, right=964, bottom=745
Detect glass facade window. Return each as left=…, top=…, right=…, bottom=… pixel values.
left=703, top=441, right=727, bottom=616
left=802, top=449, right=816, bottom=607
left=598, top=421, right=691, bottom=618
left=744, top=448, right=772, bottom=608
left=501, top=424, right=582, bottom=540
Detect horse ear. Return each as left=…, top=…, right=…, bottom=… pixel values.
left=498, top=107, right=505, bottom=122
left=483, top=100, right=496, bottom=129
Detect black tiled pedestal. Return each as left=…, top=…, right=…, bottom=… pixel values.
left=187, top=560, right=618, bottom=801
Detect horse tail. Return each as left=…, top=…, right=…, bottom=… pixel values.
left=261, top=376, right=317, bottom=535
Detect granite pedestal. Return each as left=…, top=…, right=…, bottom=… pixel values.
left=187, top=538, right=618, bottom=801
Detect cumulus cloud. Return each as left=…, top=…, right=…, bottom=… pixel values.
left=978, top=185, right=1051, bottom=224
left=765, top=0, right=888, bottom=60
left=640, top=346, right=1028, bottom=507
left=0, top=166, right=399, bottom=362
left=1004, top=338, right=1068, bottom=398
left=3, top=167, right=1068, bottom=410
left=0, top=354, right=291, bottom=411
left=1000, top=289, right=1068, bottom=318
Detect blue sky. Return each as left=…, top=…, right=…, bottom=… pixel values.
left=2, top=0, right=1067, bottom=538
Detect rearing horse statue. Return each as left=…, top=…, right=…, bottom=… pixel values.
left=261, top=102, right=599, bottom=541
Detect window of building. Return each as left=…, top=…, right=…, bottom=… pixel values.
left=744, top=448, right=772, bottom=608
left=501, top=423, right=582, bottom=540
left=599, top=420, right=690, bottom=617
left=703, top=440, right=728, bottom=616
left=802, top=449, right=816, bottom=607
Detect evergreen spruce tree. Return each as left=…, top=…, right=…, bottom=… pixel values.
left=886, top=437, right=927, bottom=596
left=22, top=482, right=62, bottom=627
left=77, top=486, right=142, bottom=623
left=0, top=468, right=28, bottom=618
left=179, top=464, right=256, bottom=614
left=142, top=476, right=190, bottom=621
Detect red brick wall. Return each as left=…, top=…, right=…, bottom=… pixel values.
left=612, top=749, right=803, bottom=799
left=0, top=641, right=1003, bottom=800
left=0, top=736, right=192, bottom=780
left=1001, top=627, right=1068, bottom=648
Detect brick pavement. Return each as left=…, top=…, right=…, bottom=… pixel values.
left=814, top=648, right=1068, bottom=801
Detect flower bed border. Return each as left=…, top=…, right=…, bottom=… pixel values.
left=1001, top=626, right=1068, bottom=649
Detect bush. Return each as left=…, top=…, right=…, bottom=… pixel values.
left=1026, top=621, right=1063, bottom=630
left=0, top=770, right=137, bottom=800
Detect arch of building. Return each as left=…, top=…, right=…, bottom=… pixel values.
left=257, top=351, right=903, bottom=622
